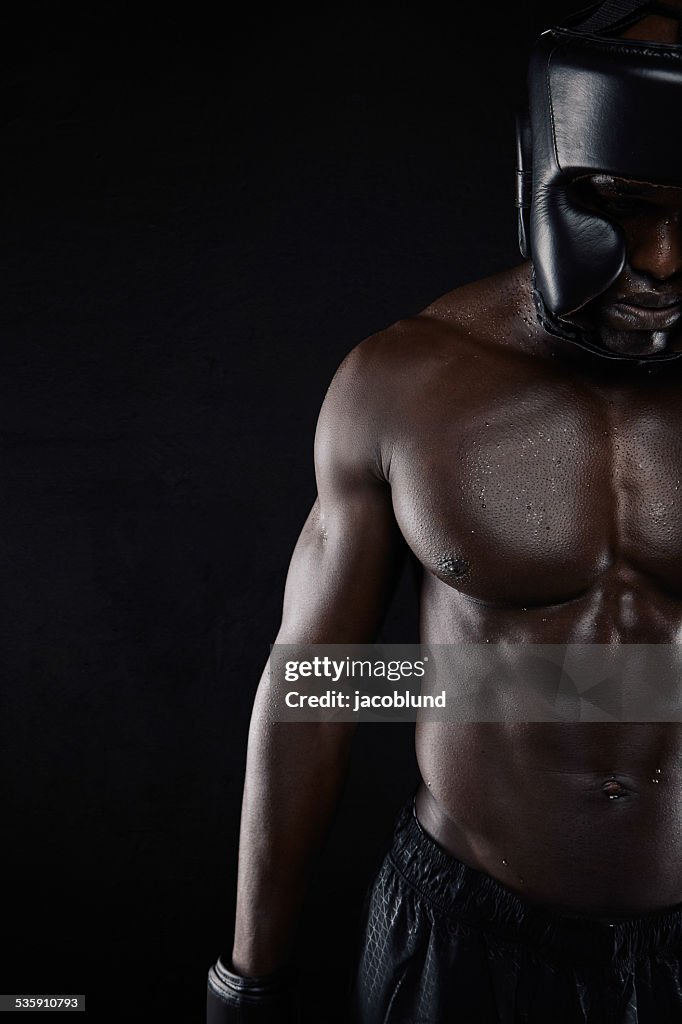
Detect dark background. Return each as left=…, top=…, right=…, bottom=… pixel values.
left=1, top=4, right=574, bottom=1021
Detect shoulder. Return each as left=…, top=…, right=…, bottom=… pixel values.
left=314, top=262, right=535, bottom=479
left=418, top=262, right=535, bottom=340
left=324, top=262, right=534, bottom=401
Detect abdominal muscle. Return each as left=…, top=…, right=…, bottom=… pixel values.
left=414, top=720, right=682, bottom=916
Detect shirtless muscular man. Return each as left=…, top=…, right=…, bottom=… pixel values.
left=207, top=2, right=682, bottom=1020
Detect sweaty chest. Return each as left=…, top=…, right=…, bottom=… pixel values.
left=390, top=376, right=682, bottom=606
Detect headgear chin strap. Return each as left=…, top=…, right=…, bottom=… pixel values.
left=518, top=0, right=682, bottom=363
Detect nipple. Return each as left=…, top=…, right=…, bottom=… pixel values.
left=602, top=778, right=626, bottom=800
left=436, top=554, right=470, bottom=579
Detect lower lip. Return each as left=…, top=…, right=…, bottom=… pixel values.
left=611, top=301, right=682, bottom=329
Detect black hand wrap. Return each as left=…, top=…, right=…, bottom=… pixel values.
left=206, top=956, right=297, bottom=1023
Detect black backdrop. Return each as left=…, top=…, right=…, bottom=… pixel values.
left=2, top=4, right=575, bottom=1021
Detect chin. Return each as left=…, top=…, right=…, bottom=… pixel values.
left=571, top=298, right=682, bottom=358
left=593, top=325, right=682, bottom=362
left=596, top=326, right=673, bottom=357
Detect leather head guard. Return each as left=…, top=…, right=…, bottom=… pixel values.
left=517, top=1, right=682, bottom=361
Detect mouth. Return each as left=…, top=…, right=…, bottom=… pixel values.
left=609, top=295, right=682, bottom=329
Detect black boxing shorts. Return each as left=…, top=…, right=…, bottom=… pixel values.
left=350, top=799, right=682, bottom=1023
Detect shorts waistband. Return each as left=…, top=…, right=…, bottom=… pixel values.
left=387, top=798, right=682, bottom=964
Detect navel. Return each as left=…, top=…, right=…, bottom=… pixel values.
left=602, top=777, right=628, bottom=800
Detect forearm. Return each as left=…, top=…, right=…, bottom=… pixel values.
left=232, top=667, right=357, bottom=975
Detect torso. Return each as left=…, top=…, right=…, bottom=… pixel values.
left=378, top=262, right=682, bottom=915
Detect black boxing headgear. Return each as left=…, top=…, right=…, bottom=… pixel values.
left=517, top=0, right=682, bottom=361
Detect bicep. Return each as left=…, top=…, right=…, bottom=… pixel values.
left=279, top=490, right=404, bottom=642
left=278, top=348, right=405, bottom=643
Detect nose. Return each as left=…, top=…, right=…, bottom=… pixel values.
left=628, top=214, right=682, bottom=281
